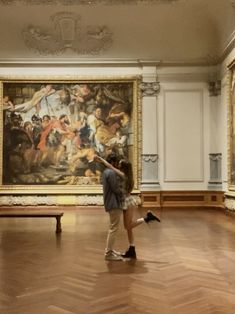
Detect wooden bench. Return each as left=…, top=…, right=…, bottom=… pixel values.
left=0, top=211, right=64, bottom=233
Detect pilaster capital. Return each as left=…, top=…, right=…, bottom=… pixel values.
left=209, top=153, right=222, bottom=161
left=139, top=81, right=160, bottom=97
left=142, top=154, right=158, bottom=162
left=208, top=80, right=221, bottom=97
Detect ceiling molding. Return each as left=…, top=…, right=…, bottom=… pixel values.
left=219, top=30, right=235, bottom=63
left=0, top=58, right=162, bottom=67
left=0, top=0, right=180, bottom=5
left=0, top=58, right=222, bottom=68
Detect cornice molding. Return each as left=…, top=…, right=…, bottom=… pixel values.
left=0, top=58, right=224, bottom=68
left=2, top=58, right=230, bottom=68
left=0, top=52, right=229, bottom=67
left=0, top=58, right=162, bottom=67
left=219, top=31, right=235, bottom=64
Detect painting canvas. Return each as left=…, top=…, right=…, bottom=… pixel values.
left=0, top=78, right=140, bottom=193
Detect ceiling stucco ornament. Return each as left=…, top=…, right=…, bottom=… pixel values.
left=0, top=0, right=179, bottom=5
left=22, top=12, right=113, bottom=55
left=139, top=81, right=160, bottom=97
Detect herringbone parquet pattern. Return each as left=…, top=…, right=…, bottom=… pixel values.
left=0, top=207, right=235, bottom=314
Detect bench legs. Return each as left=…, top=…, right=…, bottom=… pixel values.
left=56, top=216, right=62, bottom=233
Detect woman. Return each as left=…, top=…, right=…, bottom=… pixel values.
left=96, top=155, right=160, bottom=259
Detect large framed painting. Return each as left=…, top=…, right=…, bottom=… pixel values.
left=228, top=61, right=235, bottom=191
left=0, top=77, right=141, bottom=194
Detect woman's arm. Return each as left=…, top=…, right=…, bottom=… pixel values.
left=95, top=155, right=125, bottom=178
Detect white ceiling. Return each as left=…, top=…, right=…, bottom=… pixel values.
left=0, top=0, right=234, bottom=66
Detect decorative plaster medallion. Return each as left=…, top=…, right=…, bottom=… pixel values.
left=22, top=12, right=113, bottom=55
left=0, top=0, right=180, bottom=5
left=139, top=82, right=160, bottom=97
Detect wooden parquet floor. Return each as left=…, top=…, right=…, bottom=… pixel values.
left=0, top=207, right=235, bottom=314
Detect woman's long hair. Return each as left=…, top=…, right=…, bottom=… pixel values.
left=119, top=160, right=134, bottom=193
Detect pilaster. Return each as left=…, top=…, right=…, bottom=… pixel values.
left=208, top=73, right=223, bottom=190
left=140, top=67, right=160, bottom=191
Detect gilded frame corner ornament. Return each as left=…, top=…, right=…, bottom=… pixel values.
left=0, top=75, right=141, bottom=195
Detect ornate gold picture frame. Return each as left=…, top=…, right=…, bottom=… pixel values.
left=0, top=76, right=141, bottom=194
left=228, top=61, right=235, bottom=191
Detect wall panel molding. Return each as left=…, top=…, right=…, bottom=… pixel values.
left=163, top=89, right=204, bottom=182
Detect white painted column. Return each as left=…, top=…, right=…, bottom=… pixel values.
left=140, top=66, right=160, bottom=191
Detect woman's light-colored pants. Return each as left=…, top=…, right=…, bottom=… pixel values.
left=106, top=209, right=123, bottom=253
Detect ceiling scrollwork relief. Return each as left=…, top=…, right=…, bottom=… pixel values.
left=22, top=12, right=113, bottom=55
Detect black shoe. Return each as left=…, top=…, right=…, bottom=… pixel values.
left=144, top=211, right=161, bottom=223
left=121, top=246, right=137, bottom=259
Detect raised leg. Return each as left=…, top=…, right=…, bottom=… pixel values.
left=56, top=216, right=62, bottom=233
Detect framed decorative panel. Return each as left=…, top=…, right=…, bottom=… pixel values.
left=0, top=77, right=141, bottom=194
left=163, top=89, right=204, bottom=182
